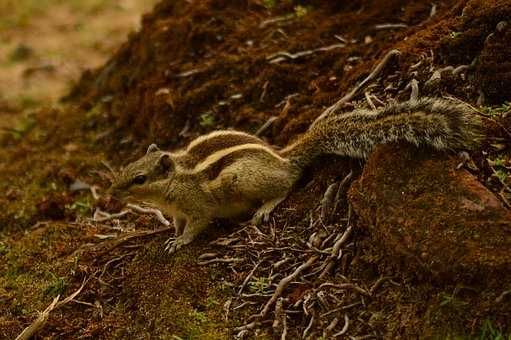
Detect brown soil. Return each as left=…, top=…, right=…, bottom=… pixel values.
left=1, top=0, right=510, bottom=338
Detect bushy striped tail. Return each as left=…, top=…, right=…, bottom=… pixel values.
left=280, top=98, right=483, bottom=169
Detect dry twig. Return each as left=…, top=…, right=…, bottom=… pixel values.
left=332, top=314, right=350, bottom=337
left=126, top=203, right=171, bottom=226
left=16, top=278, right=89, bottom=340
left=260, top=256, right=319, bottom=319
left=255, top=116, right=278, bottom=136
left=267, top=44, right=345, bottom=64
left=311, top=49, right=400, bottom=127
left=319, top=224, right=353, bottom=280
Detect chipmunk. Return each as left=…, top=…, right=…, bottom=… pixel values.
left=109, top=98, right=482, bottom=253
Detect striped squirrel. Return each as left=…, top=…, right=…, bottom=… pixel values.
left=109, top=98, right=482, bottom=253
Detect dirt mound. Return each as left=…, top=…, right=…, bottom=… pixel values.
left=2, top=0, right=511, bottom=338
left=67, top=0, right=475, bottom=150
left=350, top=143, right=511, bottom=285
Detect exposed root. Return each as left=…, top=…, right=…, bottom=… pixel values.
left=267, top=43, right=345, bottom=64
left=197, top=257, right=244, bottom=265
left=255, top=116, right=278, bottom=136
left=365, top=91, right=377, bottom=110
left=311, top=49, right=400, bottom=128
left=210, top=195, right=386, bottom=338
left=93, top=227, right=172, bottom=255
left=15, top=297, right=60, bottom=340
left=16, top=277, right=89, bottom=340
left=100, top=160, right=117, bottom=184
left=260, top=255, right=319, bottom=319
left=333, top=314, right=350, bottom=337
left=126, top=203, right=171, bottom=226
left=93, top=208, right=131, bottom=222
left=373, top=23, right=408, bottom=30
left=319, top=223, right=353, bottom=280
left=409, top=79, right=419, bottom=101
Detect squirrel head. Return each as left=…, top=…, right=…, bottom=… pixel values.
left=108, top=144, right=175, bottom=203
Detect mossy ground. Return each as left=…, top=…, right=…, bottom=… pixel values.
left=0, top=0, right=510, bottom=338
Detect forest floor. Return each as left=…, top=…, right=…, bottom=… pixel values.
left=1, top=0, right=510, bottom=339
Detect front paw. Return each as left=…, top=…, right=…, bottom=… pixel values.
left=164, top=237, right=184, bottom=254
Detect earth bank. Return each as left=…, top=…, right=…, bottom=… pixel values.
left=1, top=0, right=510, bottom=338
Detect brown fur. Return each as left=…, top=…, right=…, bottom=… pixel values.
left=173, top=130, right=268, bottom=168
left=110, top=98, right=482, bottom=253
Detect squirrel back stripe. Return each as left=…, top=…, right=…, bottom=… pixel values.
left=280, top=98, right=483, bottom=169
left=189, top=144, right=287, bottom=180
left=173, top=130, right=268, bottom=168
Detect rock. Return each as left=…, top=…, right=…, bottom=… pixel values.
left=69, top=179, right=90, bottom=192
left=348, top=143, right=511, bottom=285
left=475, top=20, right=511, bottom=104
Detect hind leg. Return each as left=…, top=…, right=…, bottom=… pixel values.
left=252, top=194, right=288, bottom=225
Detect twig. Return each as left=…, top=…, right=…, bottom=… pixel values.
left=90, top=185, right=100, bottom=200
left=373, top=23, right=408, bottom=30
left=272, top=298, right=288, bottom=340
left=334, top=35, right=349, bottom=43
left=320, top=302, right=362, bottom=317
left=234, top=320, right=259, bottom=333
left=332, top=171, right=354, bottom=216
left=179, top=119, right=191, bottom=137
left=365, top=92, right=377, bottom=110
left=260, top=81, right=269, bottom=103
left=15, top=296, right=60, bottom=340
left=311, top=49, right=400, bottom=128
left=92, top=208, right=131, bottom=222
left=332, top=314, right=350, bottom=337
left=453, top=65, right=470, bottom=76
left=490, top=166, right=511, bottom=193
left=95, top=227, right=172, bottom=255
left=173, top=68, right=203, bottom=78
left=16, top=277, right=89, bottom=340
left=197, top=257, right=244, bottom=265
left=100, top=160, right=117, bottom=181
left=126, top=203, right=171, bottom=226
left=56, top=277, right=89, bottom=307
left=497, top=191, right=511, bottom=209
left=409, top=79, right=419, bottom=102
left=430, top=3, right=437, bottom=18
left=238, top=261, right=263, bottom=295
left=70, top=299, right=97, bottom=308
left=100, top=252, right=135, bottom=279
left=255, top=116, right=278, bottom=136
left=260, top=256, right=319, bottom=319
left=233, top=301, right=257, bottom=311
left=321, top=182, right=340, bottom=221
left=319, top=282, right=370, bottom=296
left=323, top=317, right=339, bottom=338
left=259, top=15, right=294, bottom=28
left=302, top=314, right=315, bottom=339
left=369, top=276, right=393, bottom=295
left=319, top=225, right=353, bottom=279
left=267, top=43, right=345, bottom=64
left=198, top=252, right=219, bottom=260
left=495, top=290, right=511, bottom=303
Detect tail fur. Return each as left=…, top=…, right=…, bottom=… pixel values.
left=280, top=98, right=483, bottom=169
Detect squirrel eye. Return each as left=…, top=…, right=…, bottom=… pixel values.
left=132, top=175, right=146, bottom=185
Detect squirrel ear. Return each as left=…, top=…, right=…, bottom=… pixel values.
left=147, top=143, right=160, bottom=154
left=159, top=154, right=174, bottom=173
